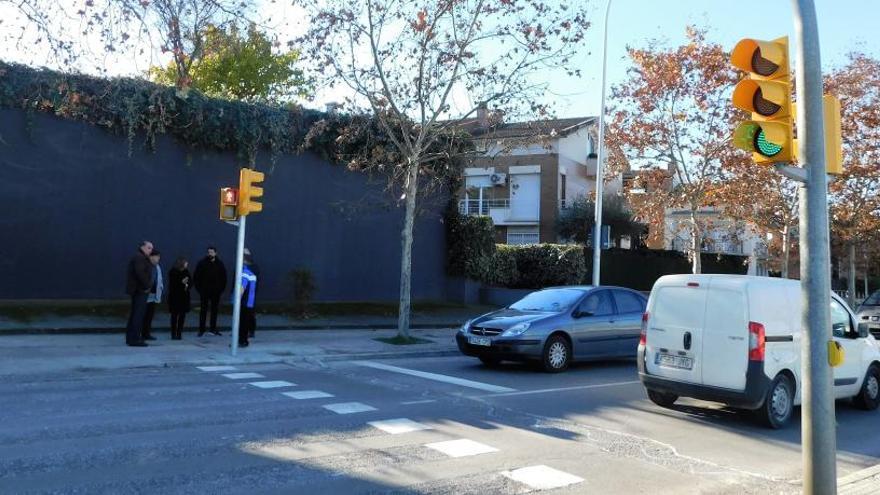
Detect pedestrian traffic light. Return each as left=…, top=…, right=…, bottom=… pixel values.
left=823, top=95, right=843, bottom=175
left=219, top=187, right=238, bottom=220
left=731, top=37, right=794, bottom=164
left=237, top=168, right=264, bottom=216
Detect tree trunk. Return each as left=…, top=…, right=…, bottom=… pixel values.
left=782, top=224, right=790, bottom=279
left=690, top=211, right=702, bottom=274
left=848, top=242, right=857, bottom=307
left=864, top=248, right=870, bottom=300
left=397, top=161, right=419, bottom=339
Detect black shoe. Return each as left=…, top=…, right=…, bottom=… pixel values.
left=239, top=342, right=249, bottom=348
left=211, top=330, right=222, bottom=336
left=144, top=336, right=157, bottom=341
left=128, top=342, right=148, bottom=347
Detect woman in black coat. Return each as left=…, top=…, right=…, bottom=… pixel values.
left=168, top=257, right=192, bottom=340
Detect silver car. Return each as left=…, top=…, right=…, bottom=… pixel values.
left=857, top=290, right=880, bottom=340
left=455, top=286, right=648, bottom=372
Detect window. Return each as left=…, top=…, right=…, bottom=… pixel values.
left=831, top=299, right=854, bottom=338
left=507, top=227, right=540, bottom=245
left=560, top=173, right=567, bottom=208
left=613, top=290, right=645, bottom=314
left=578, top=291, right=615, bottom=317
left=509, top=289, right=585, bottom=312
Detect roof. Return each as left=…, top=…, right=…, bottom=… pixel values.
left=463, top=116, right=597, bottom=140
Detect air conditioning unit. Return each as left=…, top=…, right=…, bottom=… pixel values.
left=489, top=173, right=507, bottom=186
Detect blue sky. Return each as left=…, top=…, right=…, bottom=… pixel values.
left=553, top=0, right=880, bottom=118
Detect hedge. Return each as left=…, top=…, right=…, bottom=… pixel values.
left=495, top=244, right=587, bottom=289
left=446, top=213, right=495, bottom=280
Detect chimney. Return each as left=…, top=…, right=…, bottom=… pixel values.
left=325, top=102, right=340, bottom=114
left=476, top=102, right=489, bottom=126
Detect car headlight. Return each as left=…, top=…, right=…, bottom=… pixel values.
left=459, top=320, right=472, bottom=333
left=501, top=322, right=531, bottom=337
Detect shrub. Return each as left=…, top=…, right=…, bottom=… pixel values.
left=503, top=244, right=587, bottom=289
left=446, top=213, right=495, bottom=280
left=489, top=245, right=519, bottom=287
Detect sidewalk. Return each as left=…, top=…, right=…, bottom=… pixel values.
left=0, top=328, right=460, bottom=377
left=0, top=305, right=486, bottom=335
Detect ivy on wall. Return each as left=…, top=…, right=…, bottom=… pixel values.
left=0, top=60, right=321, bottom=165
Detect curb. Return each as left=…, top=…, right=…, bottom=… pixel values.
left=0, top=323, right=461, bottom=336
left=308, top=349, right=461, bottom=362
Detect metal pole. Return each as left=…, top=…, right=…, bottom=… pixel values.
left=849, top=242, right=857, bottom=307
left=230, top=215, right=247, bottom=357
left=591, top=0, right=612, bottom=286
left=792, top=1, right=836, bottom=493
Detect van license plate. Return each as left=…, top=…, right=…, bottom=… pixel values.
left=468, top=336, right=491, bottom=346
left=656, top=353, right=693, bottom=370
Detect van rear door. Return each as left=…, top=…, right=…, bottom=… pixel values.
left=645, top=281, right=707, bottom=384
left=700, top=278, right=749, bottom=391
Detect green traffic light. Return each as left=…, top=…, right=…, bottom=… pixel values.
left=754, top=128, right=783, bottom=157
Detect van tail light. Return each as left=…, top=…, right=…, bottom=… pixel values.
left=749, top=321, right=766, bottom=362
left=639, top=312, right=649, bottom=346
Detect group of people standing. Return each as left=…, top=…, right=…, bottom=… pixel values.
left=124, top=241, right=259, bottom=348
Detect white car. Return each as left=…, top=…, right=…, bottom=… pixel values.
left=638, top=274, right=880, bottom=428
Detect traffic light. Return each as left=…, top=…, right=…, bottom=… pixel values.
left=237, top=168, right=264, bottom=216
left=823, top=95, right=843, bottom=175
left=731, top=37, right=794, bottom=164
left=219, top=187, right=238, bottom=220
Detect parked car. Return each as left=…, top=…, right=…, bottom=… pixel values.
left=455, top=286, right=647, bottom=372
left=638, top=274, right=880, bottom=428
left=857, top=290, right=880, bottom=340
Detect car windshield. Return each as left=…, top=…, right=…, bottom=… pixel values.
left=509, top=289, right=585, bottom=312
left=863, top=291, right=880, bottom=306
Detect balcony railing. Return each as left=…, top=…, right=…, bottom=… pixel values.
left=671, top=238, right=745, bottom=255
left=458, top=199, right=511, bottom=216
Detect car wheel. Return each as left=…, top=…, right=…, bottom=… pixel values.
left=542, top=335, right=571, bottom=373
left=757, top=374, right=794, bottom=429
left=647, top=389, right=678, bottom=408
left=854, top=365, right=880, bottom=411
left=479, top=356, right=502, bottom=367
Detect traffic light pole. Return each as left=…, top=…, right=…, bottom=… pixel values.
left=591, top=0, right=612, bottom=286
left=792, top=1, right=836, bottom=493
left=230, top=215, right=247, bottom=357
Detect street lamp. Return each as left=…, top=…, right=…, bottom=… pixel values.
left=591, top=0, right=613, bottom=286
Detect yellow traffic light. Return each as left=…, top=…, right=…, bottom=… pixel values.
left=219, top=187, right=238, bottom=220
left=237, top=168, right=264, bottom=216
left=823, top=95, right=843, bottom=175
left=731, top=37, right=794, bottom=164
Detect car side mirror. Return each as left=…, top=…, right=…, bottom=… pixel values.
left=858, top=322, right=871, bottom=339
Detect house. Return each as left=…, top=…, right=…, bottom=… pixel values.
left=458, top=110, right=619, bottom=244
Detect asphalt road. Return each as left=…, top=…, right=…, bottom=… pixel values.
left=2, top=352, right=878, bottom=494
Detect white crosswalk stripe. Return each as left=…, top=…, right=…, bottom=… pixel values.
left=196, top=366, right=238, bottom=372
left=249, top=380, right=296, bottom=389
left=282, top=390, right=334, bottom=399
left=425, top=439, right=498, bottom=458
left=368, top=418, right=432, bottom=435
left=501, top=465, right=585, bottom=490
left=323, top=402, right=377, bottom=414
left=221, top=372, right=264, bottom=380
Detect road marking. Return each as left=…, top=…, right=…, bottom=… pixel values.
left=485, top=380, right=640, bottom=397
left=282, top=390, right=334, bottom=400
left=354, top=361, right=516, bottom=393
left=221, top=372, right=264, bottom=380
left=401, top=399, right=437, bottom=405
left=323, top=402, right=377, bottom=414
left=501, top=465, right=584, bottom=490
left=249, top=381, right=296, bottom=389
left=197, top=366, right=238, bottom=372
left=425, top=439, right=498, bottom=458
left=368, top=418, right=432, bottom=434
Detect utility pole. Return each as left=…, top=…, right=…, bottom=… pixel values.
left=792, top=1, right=836, bottom=493
left=230, top=215, right=247, bottom=356
left=591, top=0, right=613, bottom=286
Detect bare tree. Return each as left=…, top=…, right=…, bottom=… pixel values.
left=297, top=0, right=590, bottom=338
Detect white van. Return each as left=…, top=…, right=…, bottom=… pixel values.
left=638, top=274, right=880, bottom=428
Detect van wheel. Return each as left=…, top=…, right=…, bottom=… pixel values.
left=854, top=365, right=880, bottom=411
left=757, top=374, right=794, bottom=429
left=542, top=335, right=571, bottom=373
left=479, top=356, right=502, bottom=367
left=647, top=389, right=678, bottom=408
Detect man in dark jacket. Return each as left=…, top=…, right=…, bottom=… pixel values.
left=125, top=241, right=154, bottom=347
left=194, top=246, right=227, bottom=336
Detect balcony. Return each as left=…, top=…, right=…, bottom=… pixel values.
left=458, top=198, right=539, bottom=225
